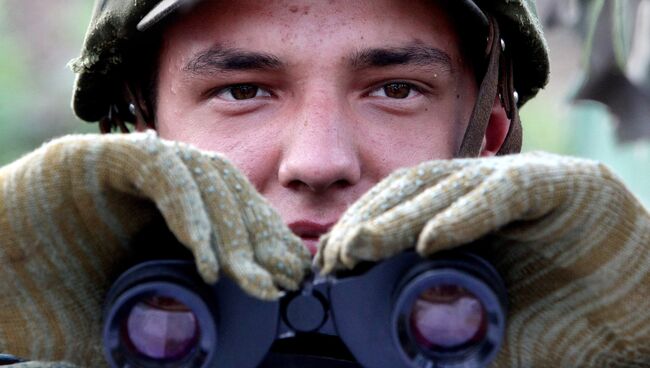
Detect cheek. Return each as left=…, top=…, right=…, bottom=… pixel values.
left=357, top=113, right=458, bottom=179
left=365, top=133, right=452, bottom=179
left=223, top=144, right=279, bottom=193
left=157, top=114, right=280, bottom=193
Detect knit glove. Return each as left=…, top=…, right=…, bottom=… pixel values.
left=0, top=131, right=310, bottom=366
left=316, top=152, right=650, bottom=367
left=3, top=363, right=78, bottom=368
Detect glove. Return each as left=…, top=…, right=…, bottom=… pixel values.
left=4, top=363, right=78, bottom=368
left=0, top=131, right=311, bottom=366
left=316, top=152, right=650, bottom=367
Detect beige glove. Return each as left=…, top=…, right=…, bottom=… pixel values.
left=4, top=362, right=78, bottom=368
left=317, top=152, right=650, bottom=367
left=0, top=131, right=310, bottom=366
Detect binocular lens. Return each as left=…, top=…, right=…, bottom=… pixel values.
left=104, top=266, right=220, bottom=368
left=124, top=296, right=200, bottom=361
left=410, top=285, right=486, bottom=351
left=392, top=260, right=506, bottom=367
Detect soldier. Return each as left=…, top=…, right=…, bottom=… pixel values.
left=0, top=0, right=648, bottom=367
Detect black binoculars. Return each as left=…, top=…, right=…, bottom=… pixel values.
left=103, top=250, right=507, bottom=368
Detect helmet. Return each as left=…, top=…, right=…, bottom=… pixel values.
left=70, top=0, right=549, bottom=155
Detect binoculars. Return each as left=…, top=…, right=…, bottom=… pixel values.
left=103, top=250, right=507, bottom=368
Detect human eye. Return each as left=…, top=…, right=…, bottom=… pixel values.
left=214, top=84, right=271, bottom=101
left=368, top=82, right=422, bottom=99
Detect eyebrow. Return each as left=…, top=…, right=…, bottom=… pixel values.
left=184, top=46, right=284, bottom=75
left=350, top=45, right=452, bottom=71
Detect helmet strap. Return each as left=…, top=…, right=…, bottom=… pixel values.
left=456, top=15, right=522, bottom=157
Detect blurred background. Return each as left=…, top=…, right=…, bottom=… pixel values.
left=0, top=0, right=648, bottom=206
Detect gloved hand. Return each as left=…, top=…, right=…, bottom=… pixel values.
left=316, top=152, right=650, bottom=367
left=0, top=131, right=311, bottom=366
left=4, top=362, right=78, bottom=368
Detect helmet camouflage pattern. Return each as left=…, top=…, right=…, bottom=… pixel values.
left=70, top=0, right=549, bottom=124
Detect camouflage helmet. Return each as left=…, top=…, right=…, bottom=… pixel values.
left=70, top=0, right=549, bottom=154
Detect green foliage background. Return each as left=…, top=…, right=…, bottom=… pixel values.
left=0, top=0, right=94, bottom=164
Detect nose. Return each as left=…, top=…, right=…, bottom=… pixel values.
left=278, top=97, right=361, bottom=193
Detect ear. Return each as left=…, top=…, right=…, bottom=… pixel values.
left=132, top=97, right=156, bottom=133
left=134, top=117, right=151, bottom=132
left=124, top=82, right=156, bottom=132
left=480, top=96, right=510, bottom=157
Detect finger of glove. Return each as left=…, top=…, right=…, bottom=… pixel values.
left=171, top=147, right=285, bottom=299
left=239, top=210, right=309, bottom=292
left=6, top=362, right=80, bottom=368
left=317, top=159, right=474, bottom=269
left=313, top=233, right=330, bottom=270
left=319, top=165, right=487, bottom=273
left=209, top=233, right=282, bottom=300
left=316, top=170, right=455, bottom=272
left=415, top=167, right=537, bottom=255
left=65, top=134, right=217, bottom=277
left=325, top=167, right=414, bottom=232
left=198, top=152, right=311, bottom=291
left=222, top=165, right=310, bottom=280
left=415, top=153, right=613, bottom=253
left=329, top=159, right=471, bottom=235
left=176, top=146, right=308, bottom=294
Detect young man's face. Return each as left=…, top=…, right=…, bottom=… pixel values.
left=155, top=0, right=479, bottom=254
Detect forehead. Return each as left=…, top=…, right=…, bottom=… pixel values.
left=160, top=0, right=463, bottom=61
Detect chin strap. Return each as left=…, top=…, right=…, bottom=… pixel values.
left=456, top=16, right=522, bottom=158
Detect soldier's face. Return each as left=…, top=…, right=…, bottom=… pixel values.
left=155, top=0, right=479, bottom=254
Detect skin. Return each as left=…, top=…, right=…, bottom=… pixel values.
left=152, top=0, right=508, bottom=254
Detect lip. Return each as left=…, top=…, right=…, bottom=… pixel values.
left=288, top=221, right=335, bottom=256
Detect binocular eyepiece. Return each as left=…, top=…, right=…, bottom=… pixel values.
left=103, top=251, right=507, bottom=368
